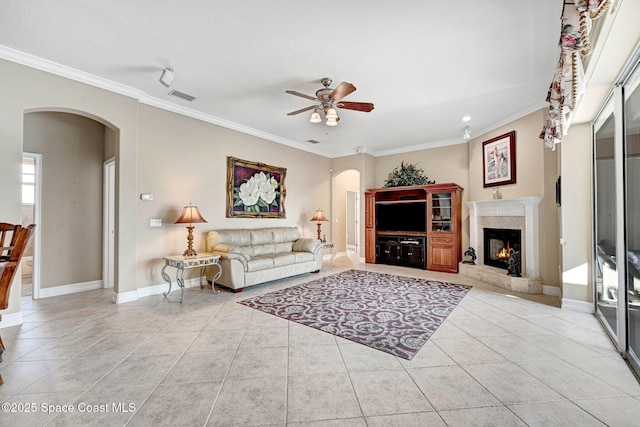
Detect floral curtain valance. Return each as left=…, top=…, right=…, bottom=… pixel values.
left=540, top=0, right=611, bottom=148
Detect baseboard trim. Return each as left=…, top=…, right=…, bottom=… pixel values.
left=543, top=285, right=561, bottom=297
left=39, top=280, right=103, bottom=298
left=113, top=277, right=203, bottom=304
left=112, top=289, right=138, bottom=304
left=0, top=311, right=22, bottom=328
left=561, top=298, right=594, bottom=313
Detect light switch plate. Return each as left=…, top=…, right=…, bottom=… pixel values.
left=150, top=218, right=162, bottom=227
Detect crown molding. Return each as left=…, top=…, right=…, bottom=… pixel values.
left=0, top=45, right=550, bottom=160
left=0, top=44, right=332, bottom=158
left=138, top=96, right=332, bottom=157
left=0, top=45, right=145, bottom=99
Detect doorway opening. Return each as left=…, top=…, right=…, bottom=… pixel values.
left=346, top=190, right=359, bottom=254
left=21, top=153, right=42, bottom=299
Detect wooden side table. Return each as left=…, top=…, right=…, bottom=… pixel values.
left=161, top=253, right=222, bottom=303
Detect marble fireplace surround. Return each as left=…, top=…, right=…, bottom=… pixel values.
left=462, top=197, right=543, bottom=293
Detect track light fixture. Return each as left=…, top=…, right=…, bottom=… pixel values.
left=463, top=126, right=472, bottom=140
left=159, top=67, right=174, bottom=88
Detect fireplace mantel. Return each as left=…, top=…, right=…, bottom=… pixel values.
left=465, top=197, right=542, bottom=278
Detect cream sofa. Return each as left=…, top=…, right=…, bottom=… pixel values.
left=206, top=227, right=323, bottom=292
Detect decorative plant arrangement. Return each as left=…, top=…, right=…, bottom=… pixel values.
left=383, top=161, right=435, bottom=187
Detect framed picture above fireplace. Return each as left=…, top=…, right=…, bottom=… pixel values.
left=482, top=131, right=516, bottom=188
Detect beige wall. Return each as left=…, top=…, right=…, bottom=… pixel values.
left=467, top=110, right=548, bottom=201
left=374, top=144, right=470, bottom=190
left=0, top=59, right=330, bottom=317
left=0, top=58, right=139, bottom=316
left=135, top=105, right=331, bottom=288
left=561, top=123, right=593, bottom=302
left=373, top=143, right=471, bottom=250
left=24, top=112, right=106, bottom=288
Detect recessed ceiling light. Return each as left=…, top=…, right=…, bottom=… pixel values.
left=462, top=115, right=471, bottom=122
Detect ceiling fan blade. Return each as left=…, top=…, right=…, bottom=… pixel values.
left=287, top=105, right=317, bottom=116
left=329, top=82, right=356, bottom=101
left=337, top=101, right=375, bottom=113
left=285, top=90, right=318, bottom=101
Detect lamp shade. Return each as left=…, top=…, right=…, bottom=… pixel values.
left=175, top=205, right=207, bottom=224
left=310, top=209, right=329, bottom=222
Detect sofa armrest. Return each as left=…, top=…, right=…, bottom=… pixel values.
left=210, top=244, right=251, bottom=269
left=211, top=250, right=249, bottom=271
left=293, top=238, right=322, bottom=254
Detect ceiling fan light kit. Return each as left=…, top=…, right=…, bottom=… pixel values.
left=309, top=111, right=322, bottom=123
left=286, top=77, right=374, bottom=127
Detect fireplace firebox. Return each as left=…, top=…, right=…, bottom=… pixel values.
left=483, top=228, right=522, bottom=270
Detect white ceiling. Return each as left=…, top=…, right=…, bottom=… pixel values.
left=0, top=1, right=562, bottom=158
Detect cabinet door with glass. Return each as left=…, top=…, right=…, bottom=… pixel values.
left=429, top=192, right=453, bottom=233
left=426, top=184, right=462, bottom=272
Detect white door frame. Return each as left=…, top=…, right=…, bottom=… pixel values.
left=102, top=158, right=115, bottom=289
left=23, top=152, right=42, bottom=300
left=346, top=190, right=359, bottom=253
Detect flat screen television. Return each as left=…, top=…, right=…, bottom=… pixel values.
left=376, top=202, right=427, bottom=232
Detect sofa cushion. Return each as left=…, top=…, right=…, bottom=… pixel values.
left=211, top=244, right=250, bottom=260
left=249, top=242, right=293, bottom=256
left=293, top=252, right=315, bottom=263
left=246, top=256, right=274, bottom=272
left=250, top=229, right=274, bottom=245
left=274, top=242, right=294, bottom=253
left=251, top=244, right=276, bottom=256
left=272, top=227, right=301, bottom=243
left=208, top=229, right=252, bottom=247
left=271, top=253, right=297, bottom=267
left=293, top=238, right=321, bottom=253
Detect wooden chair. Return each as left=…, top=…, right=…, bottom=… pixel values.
left=0, top=223, right=36, bottom=385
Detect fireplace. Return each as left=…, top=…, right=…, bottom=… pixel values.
left=461, top=197, right=543, bottom=294
left=483, top=228, right=522, bottom=270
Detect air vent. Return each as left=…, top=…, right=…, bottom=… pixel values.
left=168, top=90, right=196, bottom=102
left=306, top=139, right=321, bottom=144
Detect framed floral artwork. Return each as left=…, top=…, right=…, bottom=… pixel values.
left=482, top=131, right=516, bottom=188
left=226, top=157, right=286, bottom=218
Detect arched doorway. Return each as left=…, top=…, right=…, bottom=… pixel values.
left=23, top=111, right=117, bottom=299
left=332, top=169, right=361, bottom=260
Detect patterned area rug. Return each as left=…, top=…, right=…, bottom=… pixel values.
left=238, top=269, right=471, bottom=359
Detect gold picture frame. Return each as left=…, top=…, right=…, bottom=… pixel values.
left=226, top=157, right=286, bottom=218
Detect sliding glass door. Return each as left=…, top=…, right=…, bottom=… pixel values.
left=625, top=64, right=640, bottom=367
left=593, top=52, right=640, bottom=374
left=594, top=103, right=619, bottom=340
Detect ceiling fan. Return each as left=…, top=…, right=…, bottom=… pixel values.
left=285, top=77, right=374, bottom=126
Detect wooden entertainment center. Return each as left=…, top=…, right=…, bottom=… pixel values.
left=365, top=183, right=463, bottom=273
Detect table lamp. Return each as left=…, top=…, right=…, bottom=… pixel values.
left=310, top=208, right=329, bottom=241
left=175, top=204, right=207, bottom=256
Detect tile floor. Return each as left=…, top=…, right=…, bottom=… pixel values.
left=1, top=256, right=640, bottom=426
